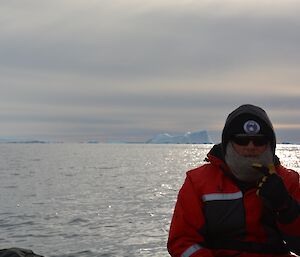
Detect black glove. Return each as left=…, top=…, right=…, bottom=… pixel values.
left=254, top=163, right=300, bottom=223
left=257, top=173, right=291, bottom=211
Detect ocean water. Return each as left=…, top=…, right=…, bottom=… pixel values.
left=0, top=143, right=299, bottom=257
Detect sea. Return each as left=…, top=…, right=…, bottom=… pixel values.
left=0, top=143, right=299, bottom=257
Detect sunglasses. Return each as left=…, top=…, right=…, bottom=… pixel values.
left=231, top=135, right=269, bottom=146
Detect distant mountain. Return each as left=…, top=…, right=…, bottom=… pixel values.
left=0, top=137, right=48, bottom=144
left=146, top=130, right=213, bottom=144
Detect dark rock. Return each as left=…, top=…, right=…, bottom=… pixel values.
left=0, top=248, right=44, bottom=257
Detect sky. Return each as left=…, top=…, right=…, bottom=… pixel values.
left=1, top=0, right=300, bottom=143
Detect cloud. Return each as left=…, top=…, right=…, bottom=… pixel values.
left=1, top=0, right=300, bottom=78
left=1, top=0, right=300, bottom=141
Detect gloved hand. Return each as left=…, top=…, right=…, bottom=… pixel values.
left=253, top=163, right=291, bottom=212
left=253, top=163, right=300, bottom=223
left=257, top=174, right=291, bottom=211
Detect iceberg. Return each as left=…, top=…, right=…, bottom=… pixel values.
left=146, top=130, right=213, bottom=144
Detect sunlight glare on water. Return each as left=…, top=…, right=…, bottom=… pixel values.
left=276, top=144, right=300, bottom=173
left=0, top=143, right=299, bottom=256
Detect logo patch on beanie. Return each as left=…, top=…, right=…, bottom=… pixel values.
left=243, top=120, right=260, bottom=134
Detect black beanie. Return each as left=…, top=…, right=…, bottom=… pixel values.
left=227, top=114, right=273, bottom=137
left=222, top=104, right=276, bottom=154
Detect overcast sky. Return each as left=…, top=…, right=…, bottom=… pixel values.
left=1, top=0, right=300, bottom=143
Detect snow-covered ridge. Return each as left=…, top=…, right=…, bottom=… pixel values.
left=146, top=130, right=213, bottom=144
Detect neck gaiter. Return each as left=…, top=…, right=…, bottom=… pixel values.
left=225, top=142, right=274, bottom=182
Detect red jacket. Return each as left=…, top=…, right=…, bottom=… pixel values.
left=167, top=144, right=300, bottom=257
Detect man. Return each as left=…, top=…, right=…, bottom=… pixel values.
left=167, top=104, right=300, bottom=257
